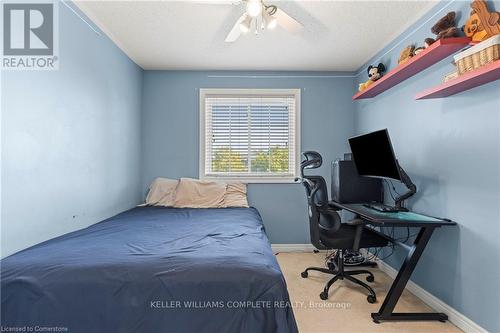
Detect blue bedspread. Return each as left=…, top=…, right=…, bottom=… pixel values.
left=1, top=207, right=298, bottom=333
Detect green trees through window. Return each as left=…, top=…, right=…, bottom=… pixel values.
left=211, top=146, right=289, bottom=173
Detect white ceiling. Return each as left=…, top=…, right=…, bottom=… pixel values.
left=75, top=0, right=437, bottom=71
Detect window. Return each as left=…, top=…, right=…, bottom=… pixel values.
left=200, top=89, right=300, bottom=183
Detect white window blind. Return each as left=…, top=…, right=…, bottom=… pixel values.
left=200, top=89, right=300, bottom=183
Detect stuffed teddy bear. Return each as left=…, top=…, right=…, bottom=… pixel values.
left=358, top=63, right=386, bottom=91
left=464, top=11, right=489, bottom=42
left=463, top=0, right=500, bottom=42
left=432, top=12, right=460, bottom=39
left=398, top=45, right=415, bottom=64
left=425, top=12, right=460, bottom=47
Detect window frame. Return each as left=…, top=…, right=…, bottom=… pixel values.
left=199, top=88, right=301, bottom=184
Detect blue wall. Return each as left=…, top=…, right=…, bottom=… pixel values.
left=1, top=3, right=143, bottom=257
left=354, top=1, right=500, bottom=331
left=141, top=71, right=356, bottom=243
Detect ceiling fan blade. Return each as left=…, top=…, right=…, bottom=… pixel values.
left=274, top=8, right=303, bottom=34
left=225, top=13, right=247, bottom=43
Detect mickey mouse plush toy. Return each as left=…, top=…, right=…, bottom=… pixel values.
left=358, top=63, right=386, bottom=91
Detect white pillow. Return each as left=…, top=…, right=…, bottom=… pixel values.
left=223, top=183, right=249, bottom=208
left=173, top=178, right=226, bottom=208
left=145, top=178, right=179, bottom=207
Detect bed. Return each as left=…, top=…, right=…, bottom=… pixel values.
left=1, top=207, right=298, bottom=333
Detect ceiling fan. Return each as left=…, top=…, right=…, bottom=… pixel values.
left=215, top=0, right=304, bottom=42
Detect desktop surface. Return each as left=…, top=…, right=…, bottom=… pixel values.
left=329, top=202, right=456, bottom=227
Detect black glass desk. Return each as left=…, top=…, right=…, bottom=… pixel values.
left=329, top=202, right=456, bottom=323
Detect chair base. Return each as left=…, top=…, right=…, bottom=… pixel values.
left=301, top=250, right=377, bottom=303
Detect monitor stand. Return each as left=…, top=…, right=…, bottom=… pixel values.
left=394, top=161, right=417, bottom=211
left=363, top=162, right=416, bottom=213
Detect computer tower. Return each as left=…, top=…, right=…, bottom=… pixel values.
left=331, top=160, right=383, bottom=203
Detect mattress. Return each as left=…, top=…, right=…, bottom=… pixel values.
left=1, top=207, right=298, bottom=333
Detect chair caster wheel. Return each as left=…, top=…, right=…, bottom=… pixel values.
left=319, top=292, right=329, bottom=300
left=301, top=271, right=308, bottom=278
left=367, top=295, right=376, bottom=303
left=366, top=275, right=374, bottom=282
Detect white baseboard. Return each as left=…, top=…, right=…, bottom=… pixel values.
left=271, top=243, right=316, bottom=253
left=361, top=251, right=487, bottom=333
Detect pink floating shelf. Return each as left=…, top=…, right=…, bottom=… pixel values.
left=353, top=37, right=471, bottom=100
left=415, top=60, right=500, bottom=99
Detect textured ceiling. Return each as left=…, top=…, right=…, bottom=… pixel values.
left=75, top=1, right=437, bottom=71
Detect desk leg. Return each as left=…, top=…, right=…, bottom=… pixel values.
left=371, top=226, right=448, bottom=323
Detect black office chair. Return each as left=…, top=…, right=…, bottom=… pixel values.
left=298, top=151, right=389, bottom=303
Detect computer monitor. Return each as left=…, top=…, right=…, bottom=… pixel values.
left=348, top=129, right=401, bottom=181
left=348, top=129, right=416, bottom=210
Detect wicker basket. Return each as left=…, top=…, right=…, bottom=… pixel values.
left=454, top=35, right=500, bottom=75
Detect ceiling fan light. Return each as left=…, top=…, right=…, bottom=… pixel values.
left=239, top=15, right=252, bottom=33
left=246, top=0, right=262, bottom=18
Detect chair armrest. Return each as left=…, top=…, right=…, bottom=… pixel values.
left=317, top=206, right=342, bottom=233
left=327, top=201, right=342, bottom=211
left=345, top=219, right=366, bottom=251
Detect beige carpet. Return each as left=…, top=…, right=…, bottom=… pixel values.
left=276, top=252, right=463, bottom=333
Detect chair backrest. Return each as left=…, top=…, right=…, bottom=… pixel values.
left=300, top=151, right=342, bottom=249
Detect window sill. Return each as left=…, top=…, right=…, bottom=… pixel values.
left=200, top=176, right=299, bottom=184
